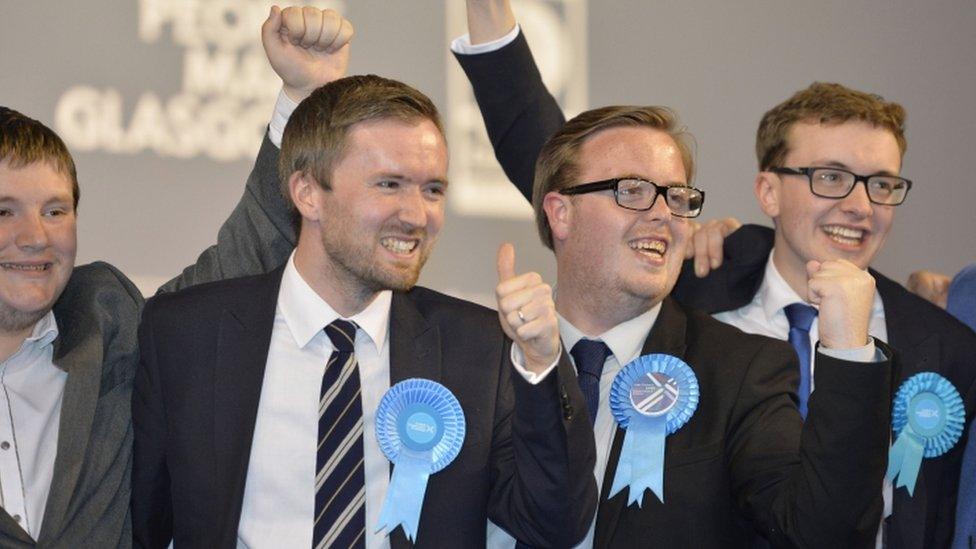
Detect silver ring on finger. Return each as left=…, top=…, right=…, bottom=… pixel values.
left=517, top=309, right=526, bottom=323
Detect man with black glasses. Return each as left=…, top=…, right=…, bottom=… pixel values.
left=451, top=2, right=975, bottom=546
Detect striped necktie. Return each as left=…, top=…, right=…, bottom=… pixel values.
left=314, top=319, right=366, bottom=549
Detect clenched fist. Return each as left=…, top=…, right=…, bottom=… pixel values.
left=495, top=243, right=561, bottom=373
left=261, top=5, right=355, bottom=103
left=806, top=259, right=876, bottom=349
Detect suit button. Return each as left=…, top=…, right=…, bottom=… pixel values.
left=563, top=404, right=574, bottom=420
left=0, top=441, right=8, bottom=450
left=12, top=515, right=20, bottom=523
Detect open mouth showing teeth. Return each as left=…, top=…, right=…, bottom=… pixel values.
left=380, top=237, right=418, bottom=254
left=822, top=225, right=865, bottom=246
left=1, top=263, right=50, bottom=271
left=629, top=240, right=667, bottom=257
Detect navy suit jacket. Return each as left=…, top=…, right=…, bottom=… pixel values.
left=672, top=225, right=976, bottom=549
left=131, top=267, right=597, bottom=548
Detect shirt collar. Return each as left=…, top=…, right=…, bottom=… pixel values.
left=558, top=302, right=663, bottom=366
left=278, top=253, right=391, bottom=351
left=758, top=250, right=808, bottom=323
left=758, top=248, right=886, bottom=323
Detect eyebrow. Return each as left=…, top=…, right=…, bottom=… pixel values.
left=813, top=161, right=899, bottom=177
left=617, top=175, right=689, bottom=186
left=0, top=195, right=74, bottom=207
left=374, top=173, right=450, bottom=187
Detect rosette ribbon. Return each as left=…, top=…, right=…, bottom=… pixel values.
left=608, top=354, right=699, bottom=506
left=886, top=372, right=964, bottom=496
left=374, top=378, right=465, bottom=542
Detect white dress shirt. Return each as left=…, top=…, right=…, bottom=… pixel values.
left=713, top=250, right=892, bottom=548
left=237, top=253, right=393, bottom=549
left=0, top=311, right=65, bottom=540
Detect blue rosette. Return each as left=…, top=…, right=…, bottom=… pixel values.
left=886, top=372, right=964, bottom=496
left=374, top=378, right=465, bottom=542
left=607, top=354, right=699, bottom=506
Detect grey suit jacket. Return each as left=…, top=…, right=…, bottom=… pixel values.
left=0, top=133, right=292, bottom=547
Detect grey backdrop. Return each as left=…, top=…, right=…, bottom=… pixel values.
left=2, top=0, right=974, bottom=305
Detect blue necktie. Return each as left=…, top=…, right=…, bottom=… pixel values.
left=784, top=303, right=817, bottom=419
left=314, top=319, right=366, bottom=549
left=570, top=339, right=611, bottom=424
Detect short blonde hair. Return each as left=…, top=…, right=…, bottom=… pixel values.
left=756, top=82, right=906, bottom=171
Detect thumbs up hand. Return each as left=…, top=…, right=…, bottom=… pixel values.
left=495, top=243, right=561, bottom=373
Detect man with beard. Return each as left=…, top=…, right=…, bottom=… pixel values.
left=130, top=8, right=596, bottom=548
left=452, top=2, right=975, bottom=547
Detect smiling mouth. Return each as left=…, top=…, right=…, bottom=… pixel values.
left=629, top=238, right=668, bottom=258
left=380, top=237, right=419, bottom=255
left=1, top=262, right=51, bottom=272
left=822, top=224, right=866, bottom=246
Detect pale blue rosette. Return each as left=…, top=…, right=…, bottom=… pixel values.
left=886, top=372, right=964, bottom=496
left=374, top=379, right=465, bottom=542
left=607, top=354, right=699, bottom=506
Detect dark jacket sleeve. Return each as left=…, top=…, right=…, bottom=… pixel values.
left=731, top=339, right=892, bottom=548
left=453, top=31, right=566, bottom=202
left=157, top=133, right=295, bottom=294
left=487, top=346, right=598, bottom=547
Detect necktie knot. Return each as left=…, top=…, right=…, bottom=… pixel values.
left=324, top=319, right=357, bottom=354
left=571, top=339, right=611, bottom=379
left=784, top=303, right=817, bottom=332
left=570, top=339, right=610, bottom=424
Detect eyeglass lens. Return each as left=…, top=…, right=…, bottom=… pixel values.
left=616, top=179, right=703, bottom=215
left=810, top=168, right=909, bottom=205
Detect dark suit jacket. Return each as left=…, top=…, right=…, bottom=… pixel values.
left=673, top=225, right=976, bottom=549
left=454, top=32, right=897, bottom=546
left=131, top=267, right=597, bottom=548
left=590, top=296, right=891, bottom=547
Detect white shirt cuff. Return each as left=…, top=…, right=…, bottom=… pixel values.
left=509, top=342, right=559, bottom=385
left=268, top=88, right=300, bottom=149
left=450, top=23, right=521, bottom=55
left=817, top=337, right=884, bottom=363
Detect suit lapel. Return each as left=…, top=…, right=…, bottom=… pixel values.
left=31, top=304, right=107, bottom=544
left=387, top=292, right=440, bottom=549
left=595, top=299, right=688, bottom=545
left=388, top=292, right=441, bottom=385
left=876, top=273, right=937, bottom=549
left=212, top=268, right=282, bottom=541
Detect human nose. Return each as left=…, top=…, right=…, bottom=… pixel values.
left=838, top=180, right=873, bottom=218
left=641, top=188, right=673, bottom=222
left=14, top=212, right=50, bottom=250
left=397, top=187, right=429, bottom=228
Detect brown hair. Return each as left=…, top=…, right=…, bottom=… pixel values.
left=0, top=107, right=79, bottom=208
left=532, top=105, right=695, bottom=250
left=756, top=82, right=907, bottom=171
left=279, top=74, right=443, bottom=210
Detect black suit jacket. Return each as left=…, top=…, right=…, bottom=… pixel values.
left=455, top=32, right=896, bottom=547
left=132, top=267, right=597, bottom=548
left=590, top=297, right=891, bottom=547
left=673, top=224, right=976, bottom=549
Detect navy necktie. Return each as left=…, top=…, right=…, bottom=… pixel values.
left=314, top=319, right=366, bottom=549
left=784, top=303, right=817, bottom=419
left=570, top=339, right=611, bottom=424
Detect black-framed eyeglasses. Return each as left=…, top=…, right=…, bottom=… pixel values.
left=770, top=167, right=912, bottom=206
left=558, top=178, right=705, bottom=218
